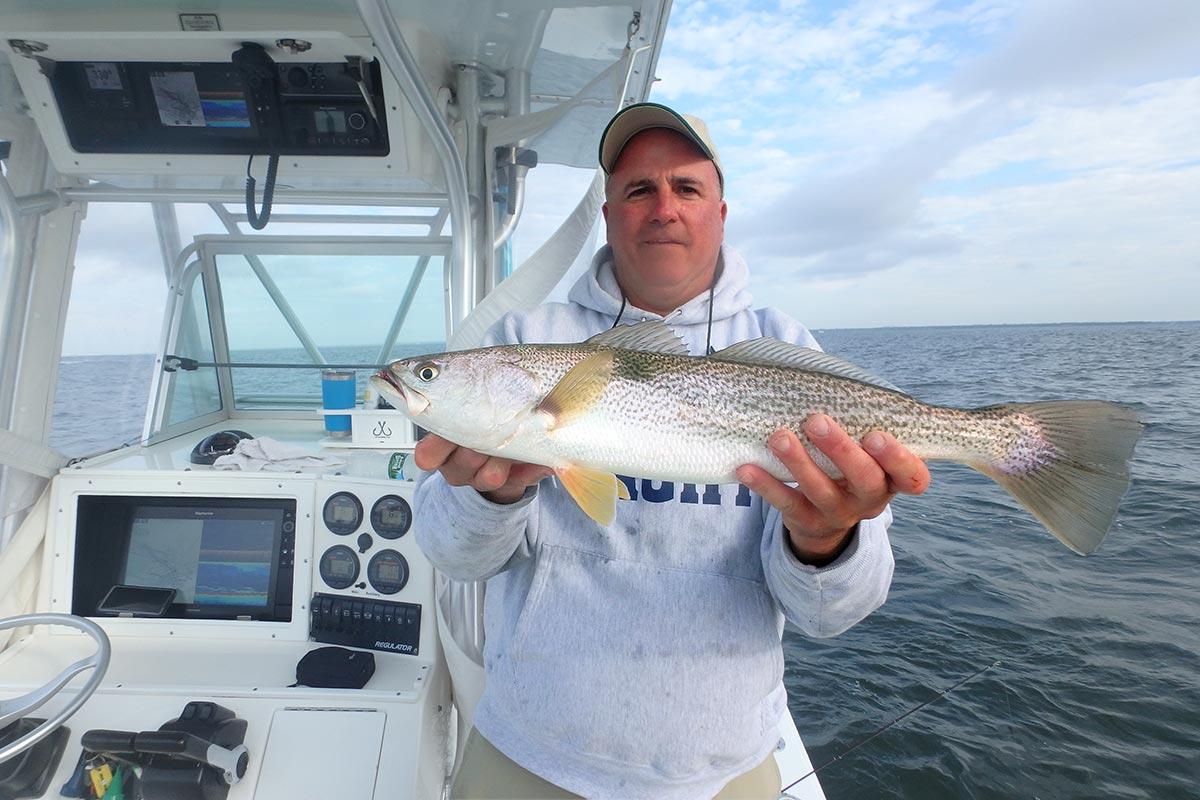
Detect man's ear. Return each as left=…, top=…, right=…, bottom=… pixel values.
left=720, top=200, right=727, bottom=222
left=601, top=202, right=609, bottom=222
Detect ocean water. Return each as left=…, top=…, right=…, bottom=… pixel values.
left=51, top=321, right=1200, bottom=798
left=786, top=322, right=1200, bottom=800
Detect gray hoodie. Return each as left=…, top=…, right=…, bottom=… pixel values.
left=414, top=244, right=894, bottom=799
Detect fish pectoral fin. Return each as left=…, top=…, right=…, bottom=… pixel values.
left=556, top=464, right=623, bottom=526
left=536, top=351, right=614, bottom=430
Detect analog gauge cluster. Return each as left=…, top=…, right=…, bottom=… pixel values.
left=317, top=489, right=413, bottom=596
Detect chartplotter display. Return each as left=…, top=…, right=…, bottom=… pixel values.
left=72, top=495, right=296, bottom=621
left=124, top=506, right=276, bottom=606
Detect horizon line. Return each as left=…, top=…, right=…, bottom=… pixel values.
left=59, top=318, right=1199, bottom=359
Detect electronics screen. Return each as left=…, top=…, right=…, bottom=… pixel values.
left=73, top=495, right=296, bottom=622
left=124, top=505, right=275, bottom=605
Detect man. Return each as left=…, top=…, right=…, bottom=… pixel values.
left=413, top=103, right=930, bottom=799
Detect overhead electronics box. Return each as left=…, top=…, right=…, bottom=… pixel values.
left=48, top=47, right=390, bottom=157
left=3, top=24, right=447, bottom=184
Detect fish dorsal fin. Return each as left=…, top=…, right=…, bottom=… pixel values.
left=711, top=338, right=906, bottom=394
left=536, top=351, right=615, bottom=428
left=584, top=321, right=690, bottom=355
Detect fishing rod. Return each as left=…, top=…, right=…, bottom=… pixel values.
left=780, top=659, right=1002, bottom=798
left=161, top=356, right=385, bottom=372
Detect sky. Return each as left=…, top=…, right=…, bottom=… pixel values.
left=642, top=0, right=1200, bottom=329
left=46, top=0, right=1200, bottom=355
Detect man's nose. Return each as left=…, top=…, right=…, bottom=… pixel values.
left=648, top=190, right=679, bottom=224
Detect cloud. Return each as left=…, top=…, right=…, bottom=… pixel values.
left=943, top=75, right=1200, bottom=179
left=955, top=0, right=1200, bottom=96
left=729, top=103, right=996, bottom=275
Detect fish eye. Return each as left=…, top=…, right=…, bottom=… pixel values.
left=414, top=362, right=439, bottom=382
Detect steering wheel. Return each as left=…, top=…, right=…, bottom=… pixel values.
left=0, top=613, right=110, bottom=763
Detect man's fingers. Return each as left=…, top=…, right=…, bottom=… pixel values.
left=803, top=415, right=887, bottom=501
left=766, top=428, right=840, bottom=513
left=480, top=459, right=554, bottom=504
left=510, top=462, right=555, bottom=486
left=736, top=463, right=814, bottom=523
left=439, top=446, right=489, bottom=486
left=413, top=434, right=457, bottom=471
left=861, top=430, right=931, bottom=496
left=416, top=433, right=552, bottom=500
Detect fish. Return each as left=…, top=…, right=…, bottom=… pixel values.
left=371, top=321, right=1143, bottom=554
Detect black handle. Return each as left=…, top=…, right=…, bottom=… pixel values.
left=134, top=730, right=211, bottom=763
left=81, top=729, right=138, bottom=753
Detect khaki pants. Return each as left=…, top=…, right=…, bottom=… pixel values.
left=451, top=730, right=782, bottom=800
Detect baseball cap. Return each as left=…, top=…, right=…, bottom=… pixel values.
left=598, top=102, right=723, bottom=187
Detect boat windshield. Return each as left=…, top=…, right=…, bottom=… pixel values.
left=214, top=249, right=446, bottom=409
left=158, top=235, right=449, bottom=433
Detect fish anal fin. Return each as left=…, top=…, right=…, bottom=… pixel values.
left=557, top=464, right=622, bottom=526
left=537, top=351, right=614, bottom=429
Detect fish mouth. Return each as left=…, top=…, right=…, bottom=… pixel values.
left=371, top=371, right=429, bottom=416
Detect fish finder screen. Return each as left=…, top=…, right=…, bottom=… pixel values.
left=123, top=507, right=276, bottom=606
left=73, top=495, right=295, bottom=622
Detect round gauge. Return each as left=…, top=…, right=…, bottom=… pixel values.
left=370, top=495, right=412, bottom=540
left=319, top=545, right=360, bottom=590
left=367, top=550, right=409, bottom=595
left=323, top=492, right=363, bottom=535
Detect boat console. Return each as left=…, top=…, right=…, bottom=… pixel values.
left=0, top=422, right=449, bottom=799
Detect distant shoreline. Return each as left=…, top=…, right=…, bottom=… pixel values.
left=813, top=318, right=1200, bottom=334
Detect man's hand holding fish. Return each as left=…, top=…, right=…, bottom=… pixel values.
left=412, top=434, right=552, bottom=505
left=740, top=418, right=931, bottom=566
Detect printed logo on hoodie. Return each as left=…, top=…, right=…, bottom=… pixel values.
left=617, top=475, right=753, bottom=507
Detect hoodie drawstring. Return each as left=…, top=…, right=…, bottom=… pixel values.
left=611, top=294, right=629, bottom=330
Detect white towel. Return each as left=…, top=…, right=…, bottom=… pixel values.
left=213, top=437, right=345, bottom=473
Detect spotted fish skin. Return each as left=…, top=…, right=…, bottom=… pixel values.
left=373, top=325, right=1142, bottom=554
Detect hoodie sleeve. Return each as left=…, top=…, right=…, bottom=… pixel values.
left=412, top=473, right=543, bottom=581
left=761, top=505, right=894, bottom=637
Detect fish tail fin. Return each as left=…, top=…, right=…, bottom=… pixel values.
left=974, top=401, right=1143, bottom=555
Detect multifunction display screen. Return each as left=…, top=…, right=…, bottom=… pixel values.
left=124, top=506, right=277, bottom=607
left=73, top=495, right=296, bottom=622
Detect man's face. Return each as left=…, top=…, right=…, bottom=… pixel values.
left=602, top=128, right=727, bottom=314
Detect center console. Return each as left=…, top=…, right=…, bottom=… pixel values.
left=0, top=461, right=448, bottom=798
